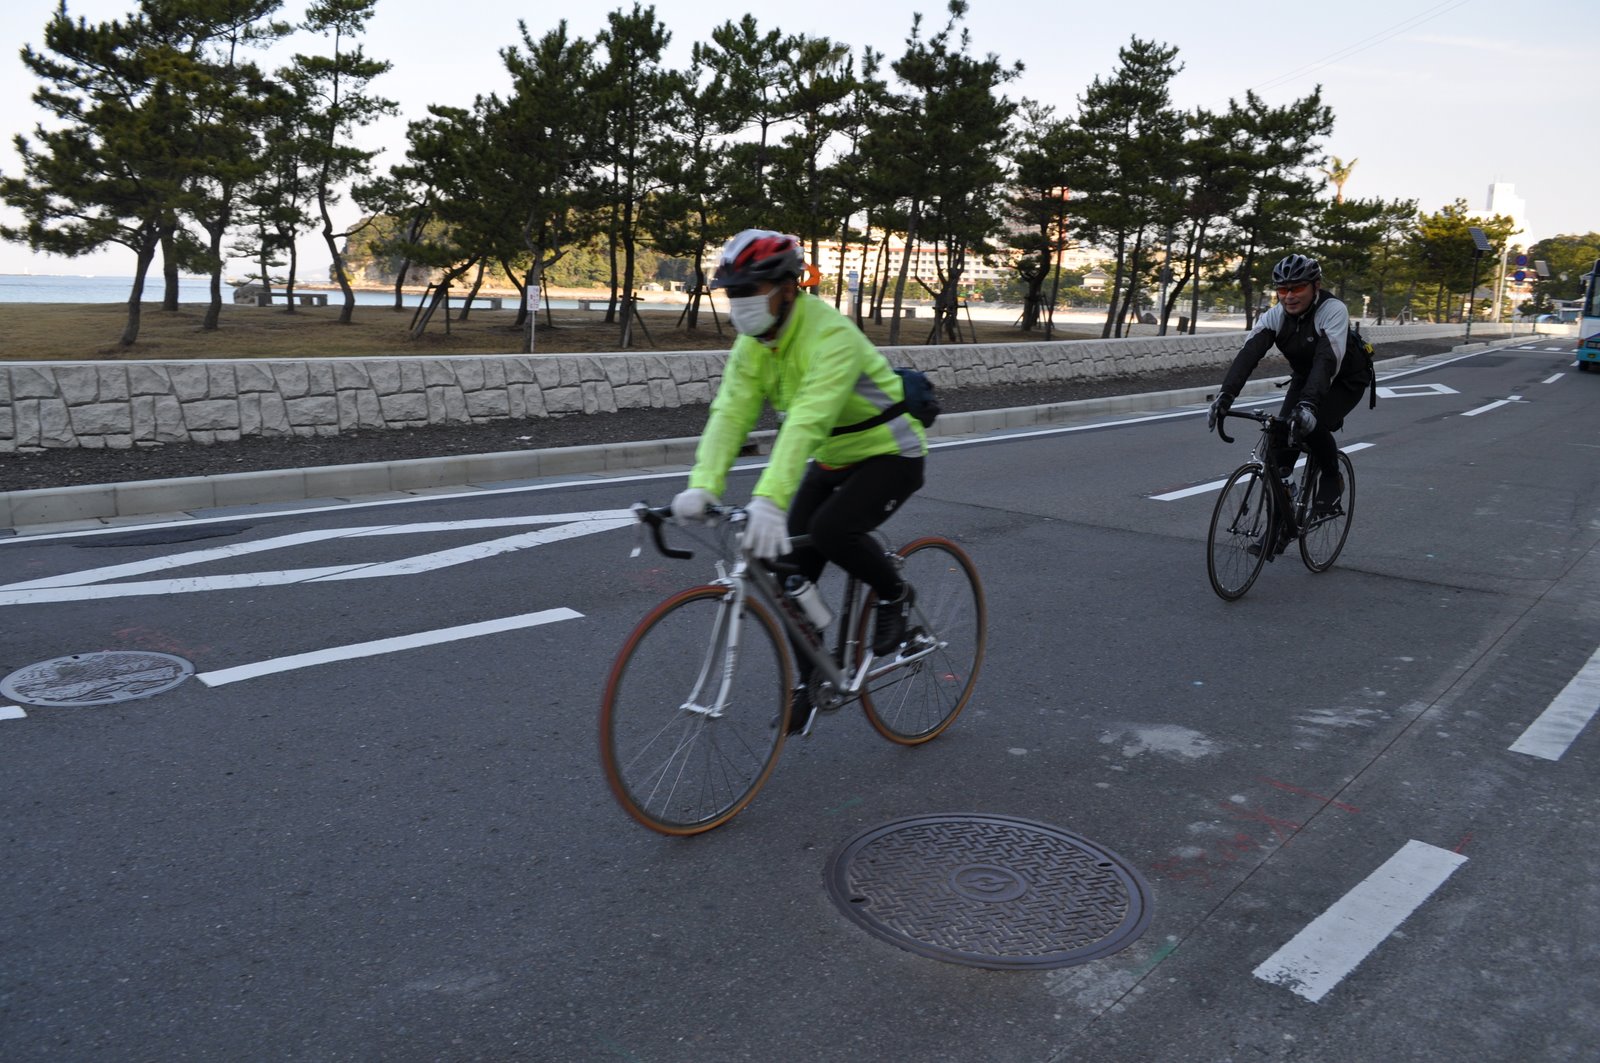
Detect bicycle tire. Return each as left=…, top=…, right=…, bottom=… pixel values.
left=600, top=586, right=792, bottom=835
left=1207, top=464, right=1275, bottom=601
left=857, top=537, right=986, bottom=745
left=1299, top=451, right=1355, bottom=572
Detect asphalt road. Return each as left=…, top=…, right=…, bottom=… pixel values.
left=2, top=339, right=1597, bottom=1062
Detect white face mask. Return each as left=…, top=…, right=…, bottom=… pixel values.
left=728, top=293, right=777, bottom=337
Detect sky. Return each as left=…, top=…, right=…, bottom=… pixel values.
left=0, top=0, right=1593, bottom=278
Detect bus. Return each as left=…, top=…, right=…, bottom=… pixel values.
left=1580, top=258, right=1600, bottom=372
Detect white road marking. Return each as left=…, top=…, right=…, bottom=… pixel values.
left=1151, top=444, right=1373, bottom=501
left=1508, top=645, right=1600, bottom=761
left=1375, top=382, right=1459, bottom=399
left=0, top=706, right=25, bottom=721
left=195, top=608, right=583, bottom=687
left=1253, top=840, right=1467, bottom=1003
left=1461, top=395, right=1523, bottom=417
left=0, top=513, right=634, bottom=606
left=1543, top=374, right=1565, bottom=384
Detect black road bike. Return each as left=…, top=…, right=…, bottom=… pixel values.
left=1206, top=409, right=1355, bottom=601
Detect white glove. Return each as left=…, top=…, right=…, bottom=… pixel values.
left=742, top=497, right=790, bottom=560
left=670, top=487, right=720, bottom=524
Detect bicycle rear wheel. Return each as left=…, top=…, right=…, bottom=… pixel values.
left=857, top=537, right=986, bottom=745
left=1207, top=464, right=1274, bottom=601
left=1299, top=451, right=1355, bottom=572
left=600, top=586, right=791, bottom=835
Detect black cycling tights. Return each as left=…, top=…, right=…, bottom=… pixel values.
left=784, top=455, right=925, bottom=599
left=1273, top=380, right=1365, bottom=483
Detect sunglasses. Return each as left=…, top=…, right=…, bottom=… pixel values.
left=1275, top=283, right=1311, bottom=296
left=724, top=283, right=764, bottom=298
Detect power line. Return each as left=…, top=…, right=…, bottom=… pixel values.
left=1244, top=0, right=1475, bottom=97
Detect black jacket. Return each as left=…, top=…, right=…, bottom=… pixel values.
left=1220, top=290, right=1371, bottom=408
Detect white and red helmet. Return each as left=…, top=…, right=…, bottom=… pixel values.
left=710, top=230, right=807, bottom=290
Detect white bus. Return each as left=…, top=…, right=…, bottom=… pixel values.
left=1579, top=259, right=1600, bottom=372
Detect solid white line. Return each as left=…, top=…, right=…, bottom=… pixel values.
left=1461, top=395, right=1522, bottom=417
left=0, top=706, right=25, bottom=721
left=1253, top=840, right=1467, bottom=1003
left=1542, top=374, right=1565, bottom=384
left=1508, top=645, right=1600, bottom=761
left=195, top=608, right=583, bottom=687
left=1150, top=443, right=1374, bottom=501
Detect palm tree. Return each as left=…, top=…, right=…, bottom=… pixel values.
left=1320, top=155, right=1358, bottom=204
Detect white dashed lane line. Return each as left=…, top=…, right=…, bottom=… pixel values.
left=1509, top=645, right=1600, bottom=762
left=1461, top=395, right=1524, bottom=417
left=1253, top=840, right=1468, bottom=1003
left=1150, top=443, right=1374, bottom=501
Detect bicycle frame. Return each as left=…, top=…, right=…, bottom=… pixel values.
left=1218, top=408, right=1309, bottom=540
left=634, top=503, right=941, bottom=713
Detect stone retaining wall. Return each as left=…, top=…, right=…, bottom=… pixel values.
left=0, top=322, right=1512, bottom=453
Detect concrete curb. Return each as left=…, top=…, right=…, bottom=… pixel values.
left=0, top=348, right=1476, bottom=534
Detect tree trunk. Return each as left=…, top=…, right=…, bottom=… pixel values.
left=160, top=226, right=181, bottom=312
left=887, top=213, right=919, bottom=347
left=393, top=260, right=411, bottom=311
left=317, top=186, right=356, bottom=324
left=1186, top=222, right=1209, bottom=335
left=203, top=223, right=226, bottom=331
left=119, top=233, right=161, bottom=346
left=1102, top=231, right=1128, bottom=338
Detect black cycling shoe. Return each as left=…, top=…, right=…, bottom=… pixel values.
left=872, top=583, right=916, bottom=657
left=785, top=683, right=816, bottom=736
left=1247, top=529, right=1290, bottom=560
left=1313, top=474, right=1345, bottom=517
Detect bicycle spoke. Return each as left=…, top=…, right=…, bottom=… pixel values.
left=1299, top=452, right=1355, bottom=572
left=1207, top=465, right=1273, bottom=600
left=601, top=588, right=789, bottom=835
left=860, top=539, right=985, bottom=744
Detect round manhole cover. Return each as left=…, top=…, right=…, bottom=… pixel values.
left=825, top=813, right=1152, bottom=970
left=1, top=651, right=194, bottom=707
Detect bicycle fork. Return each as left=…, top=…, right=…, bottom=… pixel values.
left=681, top=576, right=748, bottom=720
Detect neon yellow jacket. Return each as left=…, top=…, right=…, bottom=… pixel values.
left=688, top=293, right=928, bottom=508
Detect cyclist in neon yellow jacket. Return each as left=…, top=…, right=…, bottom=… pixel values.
left=671, top=230, right=928, bottom=735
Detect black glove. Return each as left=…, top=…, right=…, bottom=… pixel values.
left=1207, top=393, right=1233, bottom=432
left=1289, top=402, right=1317, bottom=442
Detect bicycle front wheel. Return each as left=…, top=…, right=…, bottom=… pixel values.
left=858, top=537, right=986, bottom=745
left=600, top=586, right=792, bottom=836
left=1207, top=464, right=1274, bottom=601
left=1299, top=451, right=1356, bottom=572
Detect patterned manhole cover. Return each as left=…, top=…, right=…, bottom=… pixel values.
left=825, top=813, right=1152, bottom=970
left=1, top=652, right=194, bottom=707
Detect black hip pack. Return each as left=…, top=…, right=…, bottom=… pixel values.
left=831, top=367, right=941, bottom=435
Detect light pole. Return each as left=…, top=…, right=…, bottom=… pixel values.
left=1466, top=227, right=1492, bottom=343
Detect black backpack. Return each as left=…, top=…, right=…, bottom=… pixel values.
left=831, top=367, right=941, bottom=435
left=1349, top=323, right=1378, bottom=409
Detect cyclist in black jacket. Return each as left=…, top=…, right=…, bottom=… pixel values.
left=1207, top=253, right=1372, bottom=524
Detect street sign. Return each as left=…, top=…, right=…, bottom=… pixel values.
left=1516, top=254, right=1528, bottom=266
left=1514, top=270, right=1526, bottom=282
